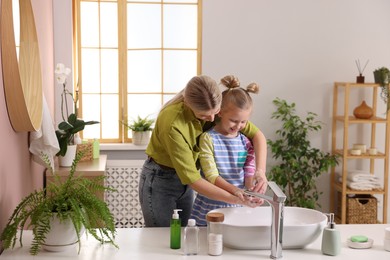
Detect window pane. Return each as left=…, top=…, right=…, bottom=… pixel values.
left=163, top=0, right=198, bottom=3
left=128, top=0, right=160, bottom=2
left=127, top=4, right=161, bottom=48
left=128, top=50, right=161, bottom=93
left=163, top=94, right=175, bottom=104
left=81, top=48, right=100, bottom=93
left=164, top=5, right=197, bottom=48
left=101, top=49, right=118, bottom=93
left=102, top=94, right=119, bottom=139
left=82, top=94, right=101, bottom=139
left=80, top=2, right=99, bottom=47
left=100, top=2, right=118, bottom=48
left=127, top=94, right=160, bottom=121
left=164, top=50, right=197, bottom=92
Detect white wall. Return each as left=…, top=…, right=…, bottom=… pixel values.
left=54, top=0, right=390, bottom=220
left=202, top=0, right=390, bottom=217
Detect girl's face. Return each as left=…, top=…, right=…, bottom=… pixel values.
left=216, top=102, right=252, bottom=137
left=193, top=107, right=221, bottom=122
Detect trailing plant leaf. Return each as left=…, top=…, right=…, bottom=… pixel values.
left=267, top=98, right=339, bottom=209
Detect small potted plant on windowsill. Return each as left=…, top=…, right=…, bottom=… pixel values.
left=122, top=115, right=155, bottom=145
left=54, top=63, right=99, bottom=166
left=0, top=152, right=117, bottom=255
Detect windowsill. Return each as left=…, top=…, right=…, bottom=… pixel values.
left=100, top=143, right=147, bottom=151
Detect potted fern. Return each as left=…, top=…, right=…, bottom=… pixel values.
left=267, top=98, right=339, bottom=209
left=122, top=115, right=155, bottom=145
left=0, top=152, right=117, bottom=255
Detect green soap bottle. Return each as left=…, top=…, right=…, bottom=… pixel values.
left=170, top=209, right=182, bottom=249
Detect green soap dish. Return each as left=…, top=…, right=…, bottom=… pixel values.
left=350, top=235, right=369, bottom=243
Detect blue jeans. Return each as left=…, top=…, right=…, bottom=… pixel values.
left=138, top=158, right=194, bottom=227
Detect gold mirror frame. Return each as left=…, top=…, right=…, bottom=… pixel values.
left=1, top=0, right=42, bottom=132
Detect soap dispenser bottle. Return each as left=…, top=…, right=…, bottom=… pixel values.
left=321, top=213, right=341, bottom=256
left=170, top=209, right=182, bottom=249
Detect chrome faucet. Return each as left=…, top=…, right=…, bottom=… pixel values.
left=244, top=181, right=287, bottom=259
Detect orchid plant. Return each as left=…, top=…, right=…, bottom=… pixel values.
left=54, top=63, right=99, bottom=156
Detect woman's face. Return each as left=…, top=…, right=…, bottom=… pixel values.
left=193, top=107, right=220, bottom=122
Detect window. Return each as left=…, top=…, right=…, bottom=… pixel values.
left=74, top=0, right=201, bottom=143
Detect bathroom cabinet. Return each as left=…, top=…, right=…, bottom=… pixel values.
left=330, top=82, right=389, bottom=224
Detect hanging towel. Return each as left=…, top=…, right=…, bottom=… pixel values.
left=29, top=95, right=60, bottom=169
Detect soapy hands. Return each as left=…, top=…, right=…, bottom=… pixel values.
left=233, top=189, right=264, bottom=207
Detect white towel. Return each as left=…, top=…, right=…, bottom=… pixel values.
left=346, top=181, right=373, bottom=191
left=348, top=170, right=380, bottom=182
left=338, top=177, right=383, bottom=191
left=29, top=95, right=60, bottom=169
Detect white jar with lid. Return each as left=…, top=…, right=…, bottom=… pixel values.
left=206, top=212, right=224, bottom=256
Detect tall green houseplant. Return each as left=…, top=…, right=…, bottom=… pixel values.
left=267, top=98, right=338, bottom=209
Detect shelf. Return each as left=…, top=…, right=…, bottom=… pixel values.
left=334, top=82, right=380, bottom=88
left=333, top=181, right=385, bottom=195
left=335, top=115, right=387, bottom=123
left=330, top=82, right=389, bottom=224
left=334, top=149, right=386, bottom=159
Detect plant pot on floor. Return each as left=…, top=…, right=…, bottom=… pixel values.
left=59, top=144, right=77, bottom=167
left=132, top=131, right=151, bottom=145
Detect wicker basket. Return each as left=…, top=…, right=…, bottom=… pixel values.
left=346, top=195, right=377, bottom=224
left=76, top=143, right=93, bottom=162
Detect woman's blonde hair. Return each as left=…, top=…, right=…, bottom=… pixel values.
left=220, top=75, right=259, bottom=111
left=161, top=75, right=222, bottom=112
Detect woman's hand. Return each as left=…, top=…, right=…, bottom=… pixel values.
left=251, top=169, right=268, bottom=194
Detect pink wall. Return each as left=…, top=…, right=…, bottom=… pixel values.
left=0, top=0, right=54, bottom=248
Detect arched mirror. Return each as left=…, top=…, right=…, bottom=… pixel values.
left=1, top=0, right=42, bottom=132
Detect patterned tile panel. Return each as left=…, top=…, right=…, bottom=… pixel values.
left=105, top=160, right=145, bottom=228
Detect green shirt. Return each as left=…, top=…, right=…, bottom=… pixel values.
left=146, top=102, right=259, bottom=185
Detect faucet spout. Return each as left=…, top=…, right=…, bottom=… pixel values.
left=244, top=182, right=287, bottom=259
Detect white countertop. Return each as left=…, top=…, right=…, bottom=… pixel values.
left=1, top=225, right=390, bottom=259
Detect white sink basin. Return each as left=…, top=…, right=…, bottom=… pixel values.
left=210, top=206, right=327, bottom=250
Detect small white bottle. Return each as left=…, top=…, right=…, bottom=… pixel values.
left=183, top=219, right=199, bottom=255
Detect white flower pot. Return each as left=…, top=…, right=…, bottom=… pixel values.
left=59, top=144, right=77, bottom=167
left=42, top=214, right=85, bottom=252
left=132, top=131, right=151, bottom=145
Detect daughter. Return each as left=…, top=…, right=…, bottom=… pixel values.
left=190, top=75, right=262, bottom=225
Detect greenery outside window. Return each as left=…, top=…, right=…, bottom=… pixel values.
left=74, top=0, right=201, bottom=143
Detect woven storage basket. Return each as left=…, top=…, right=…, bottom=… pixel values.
left=346, top=195, right=377, bottom=224
left=76, top=143, right=93, bottom=162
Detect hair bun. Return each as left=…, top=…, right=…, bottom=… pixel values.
left=220, top=75, right=240, bottom=89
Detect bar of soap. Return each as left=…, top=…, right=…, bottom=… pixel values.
left=351, top=235, right=368, bottom=243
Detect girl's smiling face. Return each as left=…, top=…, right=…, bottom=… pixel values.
left=215, top=102, right=252, bottom=137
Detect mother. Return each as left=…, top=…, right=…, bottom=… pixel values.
left=138, top=75, right=267, bottom=227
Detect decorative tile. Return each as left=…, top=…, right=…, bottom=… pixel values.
left=105, top=164, right=144, bottom=228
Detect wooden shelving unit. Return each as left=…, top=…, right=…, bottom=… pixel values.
left=330, top=82, right=390, bottom=224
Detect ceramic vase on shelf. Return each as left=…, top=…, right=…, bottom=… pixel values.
left=353, top=101, right=373, bottom=119
left=59, top=144, right=77, bottom=167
